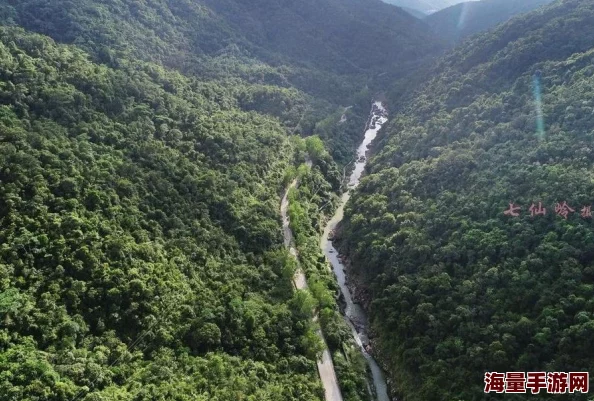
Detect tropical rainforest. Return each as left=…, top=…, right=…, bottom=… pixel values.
left=0, top=0, right=443, bottom=400
left=1, top=0, right=592, bottom=401
left=338, top=0, right=594, bottom=400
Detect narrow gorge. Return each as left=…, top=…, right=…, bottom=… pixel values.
left=321, top=102, right=390, bottom=401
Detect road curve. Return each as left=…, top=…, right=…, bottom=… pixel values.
left=281, top=173, right=344, bottom=401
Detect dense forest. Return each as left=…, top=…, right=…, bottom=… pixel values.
left=0, top=0, right=444, bottom=166
left=0, top=0, right=446, bottom=400
left=0, top=0, right=442, bottom=96
left=338, top=0, right=594, bottom=400
left=3, top=0, right=592, bottom=400
left=285, top=151, right=371, bottom=401
left=0, top=26, right=331, bottom=400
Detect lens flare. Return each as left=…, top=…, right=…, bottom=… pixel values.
left=457, top=2, right=471, bottom=30
left=533, top=72, right=545, bottom=139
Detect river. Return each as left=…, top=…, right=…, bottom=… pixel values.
left=321, top=101, right=391, bottom=401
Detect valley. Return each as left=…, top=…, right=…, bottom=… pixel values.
left=1, top=1, right=593, bottom=401
left=321, top=102, right=390, bottom=401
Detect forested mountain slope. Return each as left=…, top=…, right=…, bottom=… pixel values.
left=425, top=0, right=555, bottom=44
left=338, top=0, right=594, bottom=400
left=0, top=26, right=333, bottom=400
left=1, top=0, right=442, bottom=77
left=200, top=0, right=442, bottom=73
left=0, top=0, right=445, bottom=400
left=0, top=0, right=443, bottom=165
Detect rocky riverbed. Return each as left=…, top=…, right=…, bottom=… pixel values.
left=321, top=101, right=392, bottom=401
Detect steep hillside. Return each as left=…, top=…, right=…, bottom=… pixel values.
left=0, top=1, right=445, bottom=401
left=0, top=0, right=443, bottom=166
left=201, top=0, right=442, bottom=73
left=426, top=0, right=555, bottom=44
left=339, top=0, right=594, bottom=400
left=0, top=26, right=330, bottom=401
left=1, top=0, right=442, bottom=76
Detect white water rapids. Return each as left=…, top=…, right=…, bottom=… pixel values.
left=281, top=102, right=390, bottom=401
left=320, top=101, right=391, bottom=401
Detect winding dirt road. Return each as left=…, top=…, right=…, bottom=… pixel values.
left=281, top=171, right=344, bottom=401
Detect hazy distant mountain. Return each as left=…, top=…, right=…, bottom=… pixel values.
left=381, top=0, right=469, bottom=14
left=401, top=6, right=429, bottom=18
left=425, top=0, right=555, bottom=43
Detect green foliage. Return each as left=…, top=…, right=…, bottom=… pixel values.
left=1, top=0, right=442, bottom=75
left=0, top=289, right=25, bottom=314
left=0, top=0, right=447, bottom=399
left=306, top=136, right=327, bottom=162
left=287, top=167, right=368, bottom=401
left=340, top=1, right=594, bottom=400
left=0, top=26, right=329, bottom=400
left=314, top=88, right=374, bottom=166
left=0, top=0, right=442, bottom=108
